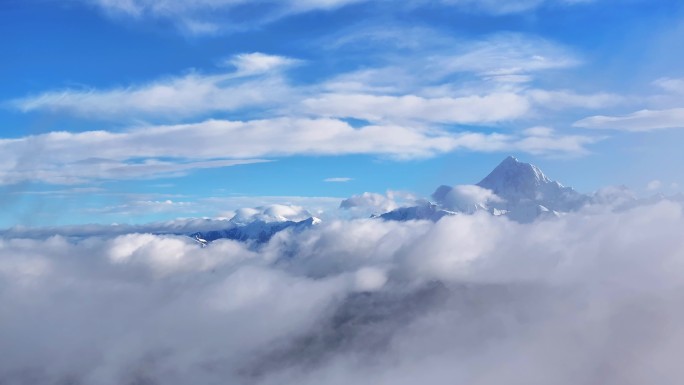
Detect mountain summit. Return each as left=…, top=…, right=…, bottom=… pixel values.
left=476, top=156, right=587, bottom=214
left=383, top=156, right=590, bottom=223
left=477, top=156, right=552, bottom=199
left=193, top=157, right=590, bottom=245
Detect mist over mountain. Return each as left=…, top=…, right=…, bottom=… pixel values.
left=378, top=156, right=588, bottom=223
left=3, top=198, right=684, bottom=385
left=3, top=157, right=684, bottom=384
left=195, top=157, right=595, bottom=243
left=4, top=0, right=684, bottom=382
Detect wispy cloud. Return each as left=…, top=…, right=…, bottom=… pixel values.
left=322, top=32, right=581, bottom=95
left=11, top=33, right=583, bottom=124
left=647, top=180, right=663, bottom=191
left=224, top=52, right=303, bottom=75
left=84, top=0, right=598, bottom=34
left=433, top=0, right=597, bottom=15
left=85, top=0, right=367, bottom=34
left=0, top=118, right=598, bottom=185
left=303, top=93, right=531, bottom=124
left=324, top=177, right=353, bottom=182
left=574, top=108, right=684, bottom=132
left=527, top=89, right=625, bottom=110
left=5, top=32, right=611, bottom=187
left=653, top=77, right=684, bottom=94
left=10, top=53, right=299, bottom=120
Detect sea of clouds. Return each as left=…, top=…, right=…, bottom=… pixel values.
left=2, top=200, right=684, bottom=384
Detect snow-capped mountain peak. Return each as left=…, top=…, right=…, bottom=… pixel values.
left=379, top=156, right=589, bottom=223
left=477, top=156, right=554, bottom=200
left=476, top=156, right=587, bottom=213
left=189, top=205, right=320, bottom=245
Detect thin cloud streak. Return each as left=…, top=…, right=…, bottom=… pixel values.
left=574, top=108, right=684, bottom=132
left=0, top=118, right=599, bottom=185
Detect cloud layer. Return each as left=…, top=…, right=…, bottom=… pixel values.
left=2, top=200, right=684, bottom=384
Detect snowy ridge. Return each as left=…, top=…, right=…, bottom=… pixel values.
left=378, top=202, right=456, bottom=222
left=477, top=156, right=588, bottom=213
left=190, top=216, right=320, bottom=244
left=379, top=156, right=590, bottom=223
left=188, top=204, right=321, bottom=245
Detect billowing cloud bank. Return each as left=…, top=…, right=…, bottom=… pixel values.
left=3, top=201, right=684, bottom=384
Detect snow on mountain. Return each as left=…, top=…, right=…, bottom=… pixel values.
left=229, top=204, right=313, bottom=225
left=190, top=205, right=321, bottom=244
left=377, top=201, right=456, bottom=222
left=379, top=156, right=590, bottom=223
left=476, top=156, right=588, bottom=213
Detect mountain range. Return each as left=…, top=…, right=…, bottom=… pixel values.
left=382, top=156, right=589, bottom=223
left=193, top=156, right=594, bottom=244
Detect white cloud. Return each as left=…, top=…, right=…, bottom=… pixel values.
left=513, top=128, right=600, bottom=156
left=324, top=177, right=353, bottom=182
left=0, top=118, right=599, bottom=185
left=86, top=0, right=366, bottom=33
left=522, top=126, right=555, bottom=136
left=91, top=199, right=197, bottom=216
left=434, top=184, right=502, bottom=212
left=86, top=0, right=596, bottom=34
left=653, top=77, right=684, bottom=94
left=10, top=34, right=597, bottom=131
left=304, top=92, right=531, bottom=124
left=225, top=52, right=302, bottom=75
left=435, top=0, right=595, bottom=14
left=322, top=32, right=581, bottom=95
left=230, top=204, right=313, bottom=224
left=647, top=180, right=662, bottom=191
left=6, top=34, right=609, bottom=189
left=10, top=53, right=298, bottom=119
left=353, top=267, right=388, bottom=291
left=340, top=192, right=401, bottom=213
left=0, top=149, right=268, bottom=185
left=0, top=200, right=341, bottom=238
left=573, top=108, right=684, bottom=132
left=527, top=89, right=624, bottom=110
left=3, top=200, right=684, bottom=384
left=429, top=33, right=580, bottom=80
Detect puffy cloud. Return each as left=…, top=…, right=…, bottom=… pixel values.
left=339, top=191, right=414, bottom=216
left=230, top=204, right=313, bottom=224
left=432, top=184, right=502, bottom=212
left=3, top=201, right=684, bottom=384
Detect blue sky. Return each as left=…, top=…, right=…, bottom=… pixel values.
left=2, top=0, right=684, bottom=226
